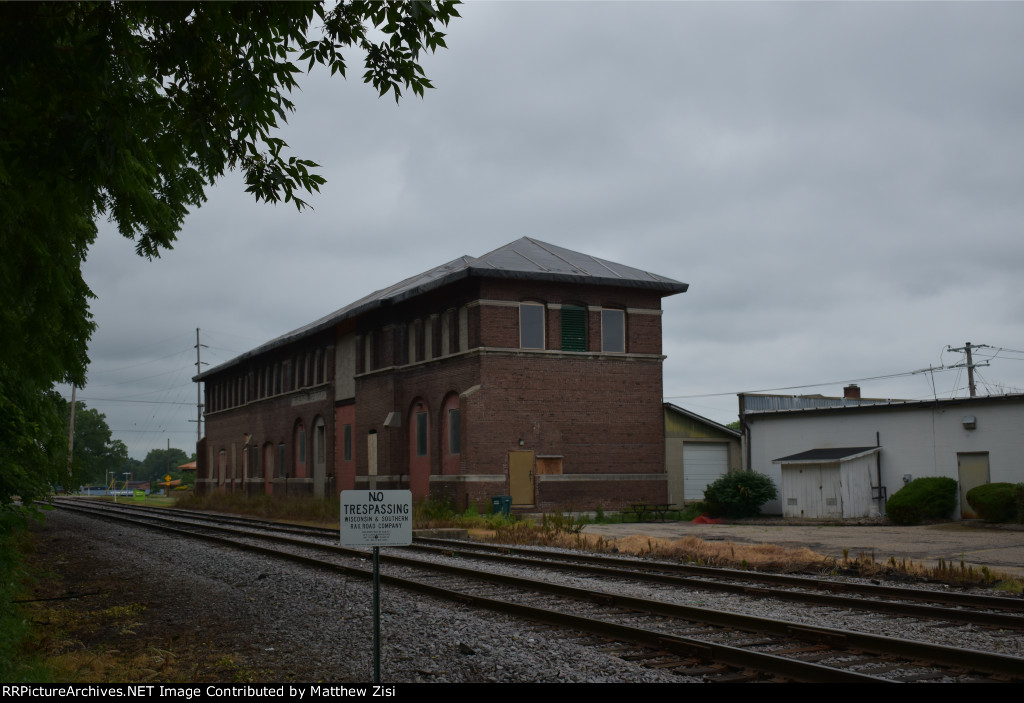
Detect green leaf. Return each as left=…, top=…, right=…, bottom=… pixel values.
left=0, top=0, right=460, bottom=518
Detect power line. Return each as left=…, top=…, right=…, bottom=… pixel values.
left=665, top=365, right=953, bottom=400
left=66, top=396, right=194, bottom=406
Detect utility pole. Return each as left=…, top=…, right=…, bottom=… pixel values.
left=66, top=384, right=76, bottom=489
left=947, top=342, right=990, bottom=397
left=193, top=328, right=208, bottom=444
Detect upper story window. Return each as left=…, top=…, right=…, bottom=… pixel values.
left=601, top=309, right=625, bottom=353
left=363, top=333, right=374, bottom=372
left=520, top=303, right=545, bottom=349
left=407, top=321, right=417, bottom=364
left=560, top=305, right=586, bottom=351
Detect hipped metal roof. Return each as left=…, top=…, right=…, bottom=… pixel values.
left=196, top=237, right=688, bottom=381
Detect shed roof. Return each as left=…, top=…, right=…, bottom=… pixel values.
left=772, top=447, right=880, bottom=464
left=196, top=238, right=687, bottom=380
left=663, top=402, right=741, bottom=438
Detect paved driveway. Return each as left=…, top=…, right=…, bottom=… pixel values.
left=582, top=520, right=1024, bottom=578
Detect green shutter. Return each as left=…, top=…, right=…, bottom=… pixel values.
left=561, top=306, right=586, bottom=351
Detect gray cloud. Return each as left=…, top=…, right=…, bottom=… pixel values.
left=63, top=2, right=1024, bottom=458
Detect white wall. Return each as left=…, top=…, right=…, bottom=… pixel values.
left=747, top=399, right=1024, bottom=515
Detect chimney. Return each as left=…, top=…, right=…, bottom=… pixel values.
left=844, top=384, right=861, bottom=399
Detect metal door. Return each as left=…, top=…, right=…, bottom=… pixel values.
left=509, top=451, right=534, bottom=506
left=957, top=452, right=990, bottom=519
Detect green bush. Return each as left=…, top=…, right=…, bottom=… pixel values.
left=966, top=482, right=1018, bottom=523
left=885, top=477, right=958, bottom=525
left=703, top=471, right=777, bottom=518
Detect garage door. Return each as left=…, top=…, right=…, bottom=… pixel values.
left=683, top=443, right=729, bottom=501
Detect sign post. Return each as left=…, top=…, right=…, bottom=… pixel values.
left=339, top=490, right=412, bottom=684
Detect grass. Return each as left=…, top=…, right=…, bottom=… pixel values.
left=0, top=513, right=55, bottom=682
left=412, top=499, right=519, bottom=531
left=487, top=524, right=827, bottom=572
left=829, top=549, right=1024, bottom=591
left=175, top=492, right=340, bottom=525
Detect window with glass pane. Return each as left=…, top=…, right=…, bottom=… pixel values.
left=602, top=309, right=625, bottom=353
left=520, top=303, right=544, bottom=349
left=448, top=408, right=460, bottom=454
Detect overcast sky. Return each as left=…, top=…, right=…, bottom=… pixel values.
left=61, top=1, right=1024, bottom=460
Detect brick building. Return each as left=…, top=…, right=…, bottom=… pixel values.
left=194, top=238, right=688, bottom=510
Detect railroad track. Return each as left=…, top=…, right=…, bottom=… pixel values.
left=62, top=498, right=1024, bottom=622
left=50, top=498, right=1024, bottom=682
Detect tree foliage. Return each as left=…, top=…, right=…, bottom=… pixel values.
left=0, top=1, right=459, bottom=514
left=66, top=402, right=128, bottom=487
left=139, top=448, right=193, bottom=486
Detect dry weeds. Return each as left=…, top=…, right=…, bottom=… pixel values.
left=487, top=522, right=1024, bottom=589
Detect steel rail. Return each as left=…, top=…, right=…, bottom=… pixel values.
left=52, top=499, right=1024, bottom=624
left=53, top=500, right=1024, bottom=682
left=415, top=536, right=1024, bottom=612
left=402, top=540, right=1024, bottom=629
left=52, top=500, right=884, bottom=683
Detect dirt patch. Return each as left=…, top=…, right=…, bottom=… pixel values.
left=23, top=519, right=279, bottom=683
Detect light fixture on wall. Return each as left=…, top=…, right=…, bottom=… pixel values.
left=518, top=437, right=525, bottom=446
left=962, top=415, right=977, bottom=430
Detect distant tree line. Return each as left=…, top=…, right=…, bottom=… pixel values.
left=64, top=401, right=194, bottom=490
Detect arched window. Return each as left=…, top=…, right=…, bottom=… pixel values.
left=312, top=416, right=327, bottom=499
left=441, top=392, right=461, bottom=476
left=442, top=393, right=461, bottom=456
left=262, top=442, right=273, bottom=481
left=294, top=421, right=306, bottom=478
left=407, top=400, right=430, bottom=499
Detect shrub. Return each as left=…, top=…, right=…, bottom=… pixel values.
left=703, top=471, right=777, bottom=519
left=885, top=477, right=958, bottom=525
left=966, top=483, right=1017, bottom=523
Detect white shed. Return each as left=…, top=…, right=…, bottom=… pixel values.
left=772, top=447, right=881, bottom=519
left=743, top=392, right=1024, bottom=518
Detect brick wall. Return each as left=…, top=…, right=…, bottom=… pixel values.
left=198, top=273, right=674, bottom=511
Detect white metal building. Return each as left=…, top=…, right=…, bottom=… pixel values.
left=741, top=393, right=1024, bottom=518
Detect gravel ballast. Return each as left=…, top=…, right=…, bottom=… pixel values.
left=26, top=510, right=1024, bottom=683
